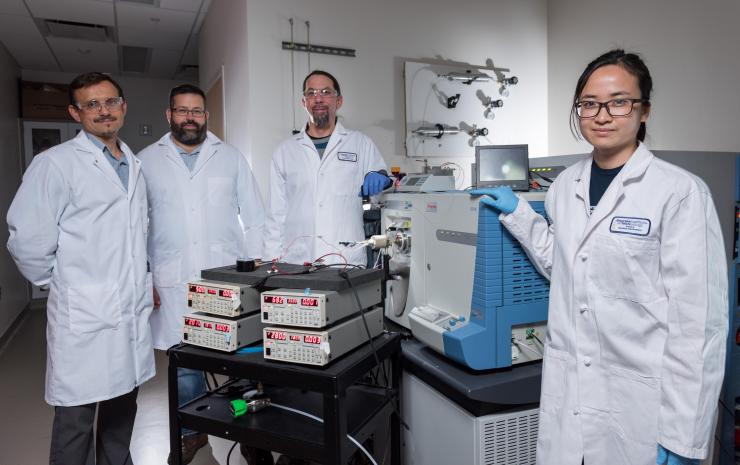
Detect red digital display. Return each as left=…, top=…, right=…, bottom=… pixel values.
left=184, top=318, right=201, bottom=327
left=203, top=322, right=212, bottom=329
left=304, top=335, right=321, bottom=344
left=215, top=323, right=230, bottom=333
left=207, top=288, right=217, bottom=295
left=301, top=297, right=319, bottom=307
left=266, top=330, right=286, bottom=341
left=263, top=295, right=285, bottom=304
left=190, top=285, right=206, bottom=294
left=287, top=298, right=298, bottom=305
left=289, top=335, right=301, bottom=342
left=220, top=289, right=233, bottom=298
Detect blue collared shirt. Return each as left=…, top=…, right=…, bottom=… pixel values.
left=173, top=139, right=202, bottom=172
left=85, top=131, right=128, bottom=191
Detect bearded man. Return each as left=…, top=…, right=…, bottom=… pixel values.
left=263, top=70, right=390, bottom=266
left=137, top=83, right=265, bottom=464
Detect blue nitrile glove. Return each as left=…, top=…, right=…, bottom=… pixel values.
left=656, top=445, right=699, bottom=465
left=362, top=171, right=391, bottom=196
left=469, top=186, right=519, bottom=214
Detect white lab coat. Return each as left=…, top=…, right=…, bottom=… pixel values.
left=7, top=131, right=155, bottom=406
left=138, top=131, right=265, bottom=349
left=263, top=122, right=387, bottom=265
left=500, top=143, right=728, bottom=464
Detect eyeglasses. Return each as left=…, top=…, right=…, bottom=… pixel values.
left=76, top=97, right=124, bottom=113
left=575, top=98, right=646, bottom=118
left=171, top=107, right=206, bottom=118
left=303, top=88, right=339, bottom=99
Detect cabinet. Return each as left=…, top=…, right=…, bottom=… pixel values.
left=167, top=333, right=401, bottom=465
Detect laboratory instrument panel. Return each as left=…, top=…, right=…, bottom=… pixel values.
left=263, top=307, right=384, bottom=366
left=395, top=174, right=455, bottom=193
left=379, top=191, right=549, bottom=370
left=182, top=311, right=263, bottom=352
left=261, top=281, right=381, bottom=328
left=187, top=279, right=260, bottom=317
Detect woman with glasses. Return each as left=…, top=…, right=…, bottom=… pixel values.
left=472, top=50, right=727, bottom=465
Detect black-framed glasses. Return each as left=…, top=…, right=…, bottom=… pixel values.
left=575, top=98, right=646, bottom=118
left=303, top=88, right=339, bottom=99
left=76, top=97, right=124, bottom=113
left=171, top=107, right=206, bottom=118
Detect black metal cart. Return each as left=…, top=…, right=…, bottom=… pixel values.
left=167, top=332, right=402, bottom=465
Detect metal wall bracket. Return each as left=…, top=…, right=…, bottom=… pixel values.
left=281, top=41, right=356, bottom=58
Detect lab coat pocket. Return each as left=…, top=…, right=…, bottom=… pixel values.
left=68, top=282, right=121, bottom=334
left=539, top=346, right=569, bottom=413
left=208, top=177, right=232, bottom=206
left=153, top=254, right=181, bottom=288
left=607, top=364, right=660, bottom=444
left=592, top=233, right=659, bottom=302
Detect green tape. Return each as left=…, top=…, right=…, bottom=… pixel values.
left=230, top=399, right=247, bottom=418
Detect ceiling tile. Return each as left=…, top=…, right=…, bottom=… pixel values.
left=26, top=0, right=115, bottom=26
left=0, top=0, right=29, bottom=16
left=116, top=2, right=195, bottom=50
left=159, top=0, right=203, bottom=13
left=149, top=48, right=180, bottom=78
left=0, top=14, right=59, bottom=70
left=47, top=36, right=118, bottom=73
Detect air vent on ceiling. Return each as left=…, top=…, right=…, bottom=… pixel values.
left=45, top=20, right=108, bottom=42
left=119, top=0, right=159, bottom=5
left=121, top=46, right=150, bottom=73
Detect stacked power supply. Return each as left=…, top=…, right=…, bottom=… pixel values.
left=193, top=263, right=386, bottom=365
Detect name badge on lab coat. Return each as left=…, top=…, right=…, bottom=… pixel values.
left=337, top=152, right=357, bottom=162
left=609, top=216, right=651, bottom=236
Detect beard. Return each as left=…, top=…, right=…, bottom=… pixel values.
left=310, top=107, right=331, bottom=129
left=171, top=119, right=207, bottom=146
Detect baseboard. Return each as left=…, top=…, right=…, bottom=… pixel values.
left=0, top=301, right=40, bottom=354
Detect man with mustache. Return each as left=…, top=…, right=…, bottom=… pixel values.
left=137, top=84, right=265, bottom=464
left=8, top=72, right=155, bottom=465
left=264, top=70, right=390, bottom=266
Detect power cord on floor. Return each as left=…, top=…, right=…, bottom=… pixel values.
left=271, top=402, right=379, bottom=465
left=226, top=440, right=238, bottom=465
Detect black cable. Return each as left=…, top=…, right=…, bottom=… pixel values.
left=210, top=372, right=220, bottom=389
left=532, top=170, right=554, bottom=184
left=340, top=270, right=409, bottom=431
left=340, top=271, right=389, bottom=387
left=226, top=441, right=238, bottom=465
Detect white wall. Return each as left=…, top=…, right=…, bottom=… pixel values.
left=198, top=0, right=250, bottom=159
left=200, top=0, right=549, bottom=198
left=0, top=43, right=31, bottom=341
left=547, top=0, right=740, bottom=155
left=21, top=70, right=193, bottom=153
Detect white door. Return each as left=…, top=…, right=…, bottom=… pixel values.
left=21, top=121, right=83, bottom=298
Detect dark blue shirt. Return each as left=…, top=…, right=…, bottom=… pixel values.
left=589, top=162, right=623, bottom=208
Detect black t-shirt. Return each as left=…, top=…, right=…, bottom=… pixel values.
left=589, top=162, right=624, bottom=208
